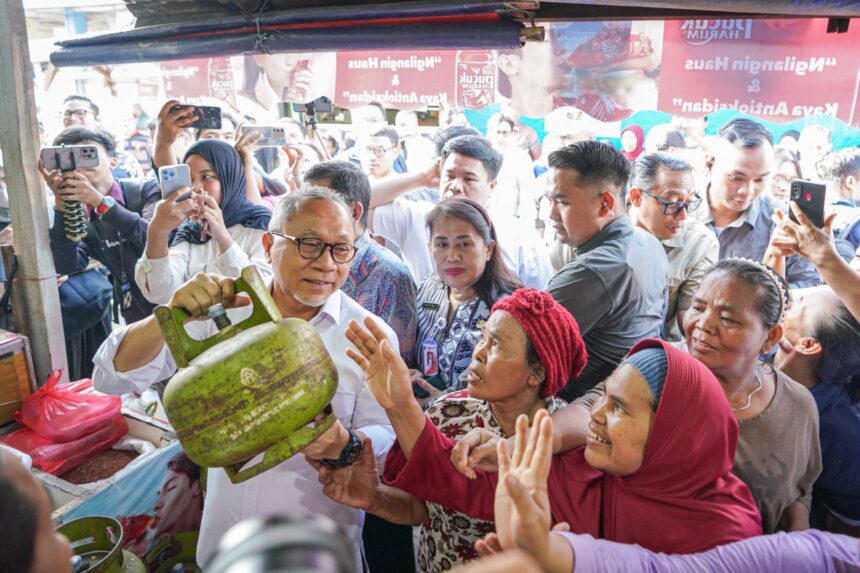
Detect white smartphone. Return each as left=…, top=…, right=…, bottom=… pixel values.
left=241, top=126, right=288, bottom=147
left=158, top=164, right=192, bottom=201
left=40, top=145, right=99, bottom=172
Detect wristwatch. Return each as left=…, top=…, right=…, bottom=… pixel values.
left=324, top=428, right=363, bottom=468
left=95, top=196, right=116, bottom=217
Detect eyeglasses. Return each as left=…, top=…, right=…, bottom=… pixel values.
left=270, top=231, right=357, bottom=264
left=641, top=190, right=702, bottom=216
left=361, top=146, right=396, bottom=158
left=62, top=110, right=91, bottom=119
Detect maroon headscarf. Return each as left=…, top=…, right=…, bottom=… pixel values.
left=547, top=339, right=763, bottom=553
left=620, top=125, right=645, bottom=161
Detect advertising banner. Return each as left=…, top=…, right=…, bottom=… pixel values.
left=334, top=50, right=456, bottom=110
left=161, top=57, right=236, bottom=108
left=658, top=19, right=860, bottom=124
left=155, top=20, right=860, bottom=129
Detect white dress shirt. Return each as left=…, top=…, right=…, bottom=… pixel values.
left=135, top=225, right=274, bottom=305
left=373, top=199, right=553, bottom=289
left=92, top=290, right=397, bottom=568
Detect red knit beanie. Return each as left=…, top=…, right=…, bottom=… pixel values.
left=491, top=288, right=588, bottom=397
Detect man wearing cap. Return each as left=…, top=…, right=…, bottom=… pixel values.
left=91, top=187, right=397, bottom=570
left=545, top=140, right=668, bottom=401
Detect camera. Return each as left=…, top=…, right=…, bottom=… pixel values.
left=40, top=145, right=100, bottom=172
left=293, top=96, right=333, bottom=115
left=207, top=514, right=356, bottom=573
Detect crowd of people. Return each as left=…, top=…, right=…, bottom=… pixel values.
left=4, top=90, right=860, bottom=572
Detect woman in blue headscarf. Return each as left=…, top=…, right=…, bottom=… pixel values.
left=136, top=139, right=274, bottom=304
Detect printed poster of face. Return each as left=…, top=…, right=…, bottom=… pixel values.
left=496, top=22, right=664, bottom=121
left=236, top=52, right=337, bottom=121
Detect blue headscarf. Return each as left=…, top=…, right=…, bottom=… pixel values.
left=171, top=139, right=272, bottom=245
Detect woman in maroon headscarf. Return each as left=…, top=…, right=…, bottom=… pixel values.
left=620, top=124, right=645, bottom=161
left=348, top=330, right=762, bottom=554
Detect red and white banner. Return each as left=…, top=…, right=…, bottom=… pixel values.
left=155, top=20, right=860, bottom=126
left=334, top=50, right=456, bottom=110
left=658, top=19, right=860, bottom=124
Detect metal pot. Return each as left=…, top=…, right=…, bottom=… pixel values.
left=56, top=516, right=145, bottom=573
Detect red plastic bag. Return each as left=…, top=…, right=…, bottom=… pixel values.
left=14, top=370, right=121, bottom=443
left=2, top=412, right=128, bottom=476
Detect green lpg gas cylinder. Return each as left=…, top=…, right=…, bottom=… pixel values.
left=155, top=266, right=338, bottom=484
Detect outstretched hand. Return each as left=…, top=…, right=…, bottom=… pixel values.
left=345, top=317, right=415, bottom=411
left=494, top=410, right=554, bottom=555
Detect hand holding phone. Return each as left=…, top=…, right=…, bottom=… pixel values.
left=788, top=179, right=826, bottom=229
left=168, top=104, right=222, bottom=130
left=158, top=164, right=192, bottom=202
left=40, top=145, right=100, bottom=172
left=240, top=126, right=288, bottom=147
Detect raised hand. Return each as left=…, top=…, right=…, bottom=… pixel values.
left=494, top=410, right=553, bottom=555
left=345, top=317, right=415, bottom=411
left=771, top=203, right=839, bottom=267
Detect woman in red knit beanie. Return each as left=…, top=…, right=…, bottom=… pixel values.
left=311, top=288, right=587, bottom=573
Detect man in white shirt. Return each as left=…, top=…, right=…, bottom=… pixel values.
left=370, top=134, right=554, bottom=288
left=92, top=187, right=397, bottom=569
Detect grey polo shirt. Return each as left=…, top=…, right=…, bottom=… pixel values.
left=547, top=215, right=668, bottom=401
left=695, top=194, right=820, bottom=289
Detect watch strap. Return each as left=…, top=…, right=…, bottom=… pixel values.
left=95, top=196, right=116, bottom=217
left=323, top=428, right=363, bottom=468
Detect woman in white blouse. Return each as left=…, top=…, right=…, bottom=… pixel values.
left=136, top=139, right=274, bottom=304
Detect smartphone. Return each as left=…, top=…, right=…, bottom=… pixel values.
left=788, top=179, right=826, bottom=228
left=241, top=126, right=288, bottom=147
left=158, top=164, right=192, bottom=201
left=169, top=104, right=222, bottom=130
left=40, top=145, right=99, bottom=172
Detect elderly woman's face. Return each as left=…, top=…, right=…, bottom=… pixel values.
left=466, top=311, right=540, bottom=403
left=584, top=363, right=655, bottom=476
left=682, top=272, right=778, bottom=379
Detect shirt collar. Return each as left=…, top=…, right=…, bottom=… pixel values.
left=108, top=181, right=126, bottom=205
left=661, top=225, right=687, bottom=248
left=353, top=230, right=374, bottom=258
left=700, top=190, right=760, bottom=229
left=576, top=215, right=630, bottom=256
left=310, top=289, right=343, bottom=327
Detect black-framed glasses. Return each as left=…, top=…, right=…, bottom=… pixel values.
left=361, top=146, right=396, bottom=158
left=641, top=190, right=702, bottom=216
left=62, top=109, right=91, bottom=119
left=270, top=231, right=357, bottom=264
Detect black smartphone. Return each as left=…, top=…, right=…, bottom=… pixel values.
left=170, top=104, right=222, bottom=130
left=788, top=179, right=826, bottom=228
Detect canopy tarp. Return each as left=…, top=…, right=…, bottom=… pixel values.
left=49, top=1, right=860, bottom=68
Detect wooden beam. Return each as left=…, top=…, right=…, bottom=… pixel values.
left=0, top=0, right=69, bottom=384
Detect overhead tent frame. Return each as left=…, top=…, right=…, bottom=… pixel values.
left=50, top=1, right=530, bottom=67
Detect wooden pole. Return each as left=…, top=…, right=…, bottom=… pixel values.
left=0, top=0, right=69, bottom=384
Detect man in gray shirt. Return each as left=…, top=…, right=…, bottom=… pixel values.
left=546, top=141, right=668, bottom=401
left=695, top=118, right=820, bottom=288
